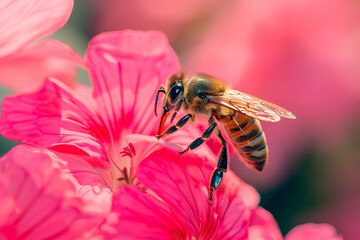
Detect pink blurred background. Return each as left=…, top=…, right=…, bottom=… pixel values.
left=0, top=0, right=359, bottom=238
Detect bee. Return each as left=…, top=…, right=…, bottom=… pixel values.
left=155, top=72, right=296, bottom=203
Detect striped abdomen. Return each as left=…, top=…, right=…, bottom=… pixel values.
left=218, top=113, right=268, bottom=172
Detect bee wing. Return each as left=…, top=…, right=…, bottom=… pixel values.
left=207, top=90, right=296, bottom=122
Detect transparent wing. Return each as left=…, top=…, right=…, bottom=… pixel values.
left=207, top=89, right=296, bottom=122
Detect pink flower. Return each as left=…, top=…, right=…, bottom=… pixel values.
left=0, top=0, right=84, bottom=92
left=98, top=147, right=341, bottom=240
left=0, top=28, right=264, bottom=239
left=0, top=30, right=202, bottom=208
left=99, top=147, right=261, bottom=239
left=0, top=29, right=343, bottom=239
left=0, top=145, right=103, bottom=239
left=285, top=223, right=343, bottom=240
left=0, top=30, right=206, bottom=237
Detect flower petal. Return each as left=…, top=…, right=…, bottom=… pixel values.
left=213, top=188, right=250, bottom=240
left=285, top=223, right=343, bottom=240
left=137, top=147, right=253, bottom=239
left=137, top=148, right=210, bottom=237
left=0, top=39, right=85, bottom=92
left=0, top=0, right=73, bottom=57
left=248, top=207, right=283, bottom=240
left=52, top=151, right=113, bottom=214
left=0, top=78, right=107, bottom=167
left=85, top=30, right=181, bottom=143
left=0, top=145, right=103, bottom=239
left=99, top=185, right=189, bottom=240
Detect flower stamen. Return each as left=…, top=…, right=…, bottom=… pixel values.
left=119, top=143, right=136, bottom=158
left=117, top=167, right=129, bottom=184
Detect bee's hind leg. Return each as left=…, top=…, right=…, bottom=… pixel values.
left=177, top=115, right=229, bottom=203
left=215, top=129, right=228, bottom=172
left=208, top=129, right=228, bottom=203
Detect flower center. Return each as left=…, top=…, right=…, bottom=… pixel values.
left=114, top=143, right=136, bottom=186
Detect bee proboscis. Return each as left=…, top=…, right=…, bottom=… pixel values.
left=155, top=73, right=296, bottom=203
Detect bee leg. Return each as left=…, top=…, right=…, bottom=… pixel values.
left=156, top=113, right=192, bottom=139
left=208, top=168, right=223, bottom=203
left=208, top=116, right=215, bottom=124
left=216, top=129, right=228, bottom=172
left=209, top=116, right=228, bottom=171
left=179, top=122, right=217, bottom=155
left=208, top=130, right=228, bottom=203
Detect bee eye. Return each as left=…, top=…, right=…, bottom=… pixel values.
left=169, top=85, right=182, bottom=101
left=198, top=93, right=207, bottom=99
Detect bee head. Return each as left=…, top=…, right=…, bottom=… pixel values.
left=155, top=72, right=185, bottom=135
left=164, top=73, right=185, bottom=108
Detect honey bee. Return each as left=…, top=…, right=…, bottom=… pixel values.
left=155, top=72, right=296, bottom=203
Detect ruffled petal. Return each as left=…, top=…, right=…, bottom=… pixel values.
left=137, top=147, right=252, bottom=239
left=0, top=145, right=103, bottom=239
left=248, top=207, right=283, bottom=240
left=0, top=78, right=107, bottom=167
left=0, top=0, right=73, bottom=57
left=85, top=30, right=180, bottom=143
left=52, top=151, right=113, bottom=214
left=285, top=223, right=343, bottom=240
left=137, top=148, right=209, bottom=237
left=212, top=172, right=260, bottom=240
left=99, top=185, right=189, bottom=240
left=0, top=39, right=85, bottom=92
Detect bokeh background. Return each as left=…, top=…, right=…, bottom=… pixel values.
left=1, top=1, right=359, bottom=239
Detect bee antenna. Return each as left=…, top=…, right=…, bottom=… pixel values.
left=155, top=86, right=166, bottom=117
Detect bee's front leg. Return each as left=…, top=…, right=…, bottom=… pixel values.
left=156, top=113, right=192, bottom=139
